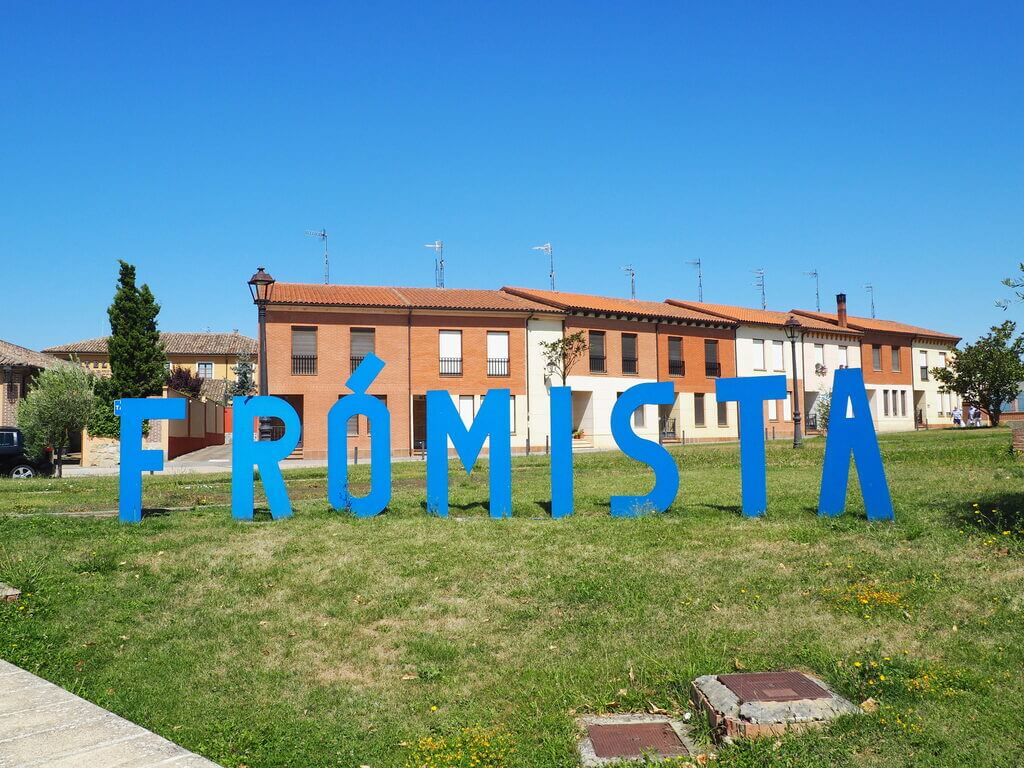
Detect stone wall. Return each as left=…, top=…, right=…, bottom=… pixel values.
left=83, top=436, right=120, bottom=468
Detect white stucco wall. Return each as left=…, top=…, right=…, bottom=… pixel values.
left=912, top=342, right=959, bottom=425
left=525, top=316, right=564, bottom=451
left=565, top=374, right=660, bottom=449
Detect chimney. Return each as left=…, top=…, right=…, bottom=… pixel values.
left=836, top=293, right=848, bottom=327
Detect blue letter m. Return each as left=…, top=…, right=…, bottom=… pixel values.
left=426, top=389, right=512, bottom=518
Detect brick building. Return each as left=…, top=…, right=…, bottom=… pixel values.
left=0, top=339, right=74, bottom=426
left=260, top=278, right=963, bottom=457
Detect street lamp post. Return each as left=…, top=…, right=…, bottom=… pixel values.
left=783, top=316, right=804, bottom=449
left=248, top=266, right=276, bottom=441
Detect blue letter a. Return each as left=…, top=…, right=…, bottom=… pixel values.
left=818, top=368, right=894, bottom=521
left=426, top=389, right=512, bottom=518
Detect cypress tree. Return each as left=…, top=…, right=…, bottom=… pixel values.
left=107, top=260, right=166, bottom=398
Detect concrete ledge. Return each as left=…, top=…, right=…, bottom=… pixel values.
left=0, top=659, right=222, bottom=767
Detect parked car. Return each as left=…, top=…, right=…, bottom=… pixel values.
left=0, top=427, right=52, bottom=478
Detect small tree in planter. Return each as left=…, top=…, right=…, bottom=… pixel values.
left=539, top=331, right=589, bottom=386
left=18, top=366, right=95, bottom=477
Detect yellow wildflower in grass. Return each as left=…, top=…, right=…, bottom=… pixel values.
left=404, top=726, right=513, bottom=768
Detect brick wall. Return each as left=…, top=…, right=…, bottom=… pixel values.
left=265, top=307, right=530, bottom=459
left=861, top=332, right=914, bottom=386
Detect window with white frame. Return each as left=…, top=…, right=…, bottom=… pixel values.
left=783, top=391, right=791, bottom=421
left=753, top=339, right=766, bottom=370
left=838, top=345, right=849, bottom=368
left=486, top=331, right=510, bottom=376
left=440, top=331, right=463, bottom=376
left=883, top=389, right=890, bottom=416
left=772, top=340, right=785, bottom=371
left=814, top=344, right=824, bottom=367
left=767, top=399, right=778, bottom=421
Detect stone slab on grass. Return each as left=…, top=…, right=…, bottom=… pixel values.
left=691, top=671, right=859, bottom=742
left=0, top=583, right=20, bottom=602
left=0, top=658, right=222, bottom=767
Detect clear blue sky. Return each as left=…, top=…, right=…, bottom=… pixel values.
left=2, top=2, right=1021, bottom=350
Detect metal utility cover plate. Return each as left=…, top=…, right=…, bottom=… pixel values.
left=587, top=722, right=689, bottom=759
left=718, top=672, right=829, bottom=703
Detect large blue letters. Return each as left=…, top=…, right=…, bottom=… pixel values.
left=426, top=389, right=512, bottom=518
left=118, top=397, right=186, bottom=523
left=715, top=375, right=788, bottom=517
left=609, top=382, right=678, bottom=516
left=818, top=368, right=894, bottom=520
left=327, top=354, right=391, bottom=517
left=231, top=396, right=301, bottom=521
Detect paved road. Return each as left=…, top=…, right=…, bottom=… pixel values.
left=0, top=659, right=221, bottom=767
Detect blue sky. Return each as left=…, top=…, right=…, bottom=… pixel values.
left=2, top=2, right=1021, bottom=350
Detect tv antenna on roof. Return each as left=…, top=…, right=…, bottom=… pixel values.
left=531, top=243, right=555, bottom=290
left=305, top=229, right=329, bottom=283
left=687, top=258, right=703, bottom=302
left=623, top=264, right=636, bottom=300
left=425, top=240, right=444, bottom=287
left=753, top=268, right=766, bottom=310
left=805, top=268, right=820, bottom=311
left=864, top=283, right=876, bottom=318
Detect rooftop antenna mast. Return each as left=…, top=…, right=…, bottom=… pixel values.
left=305, top=229, right=329, bottom=283
left=805, top=268, right=820, bottom=311
left=531, top=243, right=555, bottom=290
left=753, top=268, right=766, bottom=310
left=864, top=283, right=876, bottom=318
left=686, top=258, right=703, bottom=302
left=425, top=240, right=444, bottom=287
left=623, top=264, right=636, bottom=300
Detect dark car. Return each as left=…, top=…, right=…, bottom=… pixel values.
left=0, top=428, right=52, bottom=479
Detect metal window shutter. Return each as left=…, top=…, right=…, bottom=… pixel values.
left=351, top=329, right=375, bottom=356
left=292, top=328, right=317, bottom=356
left=622, top=334, right=637, bottom=358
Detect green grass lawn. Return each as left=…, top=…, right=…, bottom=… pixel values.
left=1, top=429, right=1023, bottom=768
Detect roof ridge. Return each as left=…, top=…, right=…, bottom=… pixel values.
left=389, top=287, right=413, bottom=306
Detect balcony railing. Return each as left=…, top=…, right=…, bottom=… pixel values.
left=920, top=366, right=929, bottom=381
left=622, top=357, right=638, bottom=375
left=487, top=358, right=509, bottom=377
left=668, top=359, right=685, bottom=376
left=351, top=354, right=367, bottom=371
left=439, top=357, right=463, bottom=376
left=292, top=354, right=317, bottom=375
left=589, top=355, right=606, bottom=374
left=705, top=361, right=721, bottom=378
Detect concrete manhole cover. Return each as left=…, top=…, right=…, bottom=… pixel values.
left=718, top=671, right=830, bottom=703
left=691, top=671, right=859, bottom=742
left=577, top=714, right=695, bottom=766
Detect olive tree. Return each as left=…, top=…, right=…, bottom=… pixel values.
left=18, top=365, right=95, bottom=477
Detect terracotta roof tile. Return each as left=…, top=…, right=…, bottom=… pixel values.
left=0, top=339, right=73, bottom=370
left=501, top=287, right=734, bottom=325
left=269, top=283, right=553, bottom=312
left=666, top=301, right=859, bottom=335
left=44, top=332, right=257, bottom=356
left=792, top=310, right=959, bottom=342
